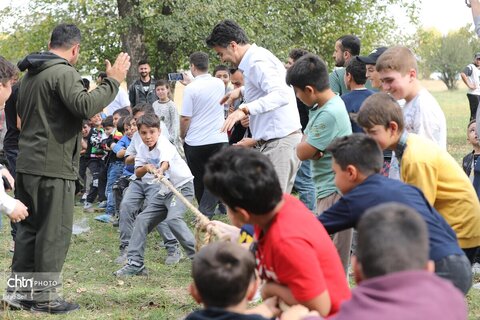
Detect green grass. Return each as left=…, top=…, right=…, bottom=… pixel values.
left=0, top=80, right=478, bottom=319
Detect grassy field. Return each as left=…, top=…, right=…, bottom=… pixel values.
left=0, top=79, right=478, bottom=319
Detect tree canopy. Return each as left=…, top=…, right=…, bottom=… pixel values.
left=414, top=25, right=480, bottom=90
left=0, top=0, right=419, bottom=84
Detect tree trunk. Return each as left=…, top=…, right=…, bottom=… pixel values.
left=117, top=0, right=147, bottom=87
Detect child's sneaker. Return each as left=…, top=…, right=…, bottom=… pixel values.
left=114, top=246, right=128, bottom=265
left=97, top=201, right=107, bottom=209
left=113, top=263, right=147, bottom=277
left=83, top=202, right=94, bottom=213
left=472, top=262, right=480, bottom=274
left=94, top=214, right=113, bottom=223
left=165, top=248, right=182, bottom=265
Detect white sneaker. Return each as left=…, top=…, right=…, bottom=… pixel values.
left=472, top=262, right=480, bottom=274
left=83, top=202, right=94, bottom=213
left=473, top=282, right=480, bottom=290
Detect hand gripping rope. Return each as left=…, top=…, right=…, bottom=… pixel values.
left=152, top=172, right=230, bottom=250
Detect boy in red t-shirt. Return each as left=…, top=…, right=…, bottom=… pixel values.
left=204, top=147, right=351, bottom=317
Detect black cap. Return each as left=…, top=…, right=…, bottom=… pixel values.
left=475, top=52, right=480, bottom=59
left=356, top=47, right=388, bottom=65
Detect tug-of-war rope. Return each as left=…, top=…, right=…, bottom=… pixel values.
left=152, top=173, right=230, bottom=250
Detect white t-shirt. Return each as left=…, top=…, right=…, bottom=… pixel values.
left=181, top=74, right=228, bottom=146
left=238, top=44, right=301, bottom=141
left=403, top=88, right=447, bottom=149
left=463, top=63, right=480, bottom=95
left=135, top=135, right=193, bottom=188
left=104, top=89, right=130, bottom=116
left=125, top=123, right=171, bottom=157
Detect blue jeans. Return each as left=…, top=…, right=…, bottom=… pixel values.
left=293, top=160, right=316, bottom=211
left=105, top=161, right=124, bottom=216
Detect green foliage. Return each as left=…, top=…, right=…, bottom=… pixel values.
left=0, top=0, right=419, bottom=82
left=415, top=26, right=480, bottom=90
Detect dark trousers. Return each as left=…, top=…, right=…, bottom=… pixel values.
left=11, top=173, right=75, bottom=302
left=113, top=176, right=130, bottom=217
left=463, top=246, right=480, bottom=265
left=435, top=254, right=472, bottom=295
left=78, top=156, right=88, bottom=193
left=86, top=159, right=105, bottom=203
left=467, top=93, right=480, bottom=120
left=98, top=162, right=107, bottom=202
left=5, top=147, right=18, bottom=240
left=183, top=142, right=227, bottom=218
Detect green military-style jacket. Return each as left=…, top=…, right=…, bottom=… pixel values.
left=16, top=52, right=119, bottom=180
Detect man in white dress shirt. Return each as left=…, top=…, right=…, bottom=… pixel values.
left=206, top=20, right=302, bottom=193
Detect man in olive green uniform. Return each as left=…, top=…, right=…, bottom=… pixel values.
left=4, top=24, right=130, bottom=314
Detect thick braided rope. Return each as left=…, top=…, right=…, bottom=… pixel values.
left=152, top=173, right=228, bottom=249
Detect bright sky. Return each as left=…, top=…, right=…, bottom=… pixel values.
left=0, top=0, right=475, bottom=35
left=419, top=0, right=473, bottom=34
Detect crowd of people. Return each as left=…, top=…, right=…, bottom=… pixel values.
left=0, top=14, right=478, bottom=319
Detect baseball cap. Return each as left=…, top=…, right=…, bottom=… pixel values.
left=356, top=47, right=388, bottom=65
left=475, top=52, right=480, bottom=59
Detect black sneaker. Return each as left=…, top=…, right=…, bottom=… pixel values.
left=31, top=298, right=80, bottom=314
left=2, top=292, right=34, bottom=310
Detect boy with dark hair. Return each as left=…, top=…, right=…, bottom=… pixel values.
left=83, top=113, right=107, bottom=212
left=152, top=80, right=180, bottom=150
left=111, top=115, right=136, bottom=225
left=285, top=48, right=309, bottom=69
left=204, top=147, right=350, bottom=317
left=462, top=119, right=480, bottom=198
left=356, top=46, right=388, bottom=90
left=341, top=58, right=374, bottom=133
left=186, top=241, right=279, bottom=320
left=95, top=114, right=125, bottom=223
left=357, top=92, right=480, bottom=267
left=286, top=53, right=352, bottom=272
left=462, top=119, right=480, bottom=274
left=114, top=113, right=196, bottom=276
left=213, top=64, right=230, bottom=87
left=112, top=107, right=130, bottom=128
left=317, top=133, right=472, bottom=294
left=291, top=203, right=468, bottom=320
left=213, top=65, right=231, bottom=119
left=117, top=107, right=180, bottom=265
left=285, top=48, right=316, bottom=212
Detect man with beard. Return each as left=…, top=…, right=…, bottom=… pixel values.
left=128, top=60, right=157, bottom=106
left=329, top=35, right=361, bottom=96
